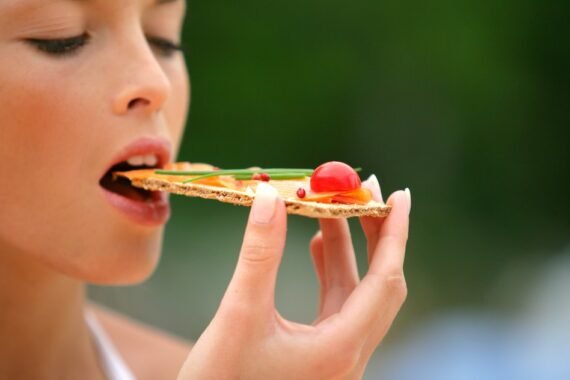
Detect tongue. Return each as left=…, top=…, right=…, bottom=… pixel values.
left=100, top=173, right=151, bottom=202
left=109, top=180, right=148, bottom=202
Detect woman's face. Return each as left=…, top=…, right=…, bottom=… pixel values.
left=0, top=0, right=189, bottom=284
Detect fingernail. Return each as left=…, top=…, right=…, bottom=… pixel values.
left=362, top=174, right=384, bottom=203
left=405, top=188, right=412, bottom=214
left=252, top=182, right=279, bottom=224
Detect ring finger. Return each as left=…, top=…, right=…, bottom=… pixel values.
left=316, top=218, right=359, bottom=319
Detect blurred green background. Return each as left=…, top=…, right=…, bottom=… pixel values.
left=90, top=0, right=569, bottom=376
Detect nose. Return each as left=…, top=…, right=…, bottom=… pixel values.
left=112, top=38, right=172, bottom=116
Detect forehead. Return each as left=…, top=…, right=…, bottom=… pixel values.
left=1, top=0, right=181, bottom=12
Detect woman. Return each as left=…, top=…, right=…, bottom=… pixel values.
left=0, top=0, right=411, bottom=379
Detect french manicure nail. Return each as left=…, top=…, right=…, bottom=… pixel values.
left=252, top=182, right=279, bottom=224
left=405, top=188, right=412, bottom=213
left=363, top=174, right=384, bottom=203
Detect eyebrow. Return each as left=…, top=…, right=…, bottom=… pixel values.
left=2, top=0, right=182, bottom=17
left=69, top=0, right=181, bottom=4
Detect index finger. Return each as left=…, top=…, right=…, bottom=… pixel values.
left=220, top=183, right=287, bottom=320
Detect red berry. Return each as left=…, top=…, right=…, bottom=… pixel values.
left=310, top=161, right=361, bottom=193
left=296, top=188, right=306, bottom=198
left=252, top=172, right=270, bottom=181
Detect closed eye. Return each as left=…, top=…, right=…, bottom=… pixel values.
left=147, top=35, right=184, bottom=58
left=26, top=34, right=90, bottom=57
left=25, top=34, right=182, bottom=59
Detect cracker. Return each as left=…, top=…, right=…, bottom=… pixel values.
left=117, top=165, right=391, bottom=219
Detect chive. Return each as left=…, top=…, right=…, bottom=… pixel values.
left=182, top=170, right=313, bottom=183
left=266, top=173, right=309, bottom=180
left=156, top=170, right=217, bottom=175
left=233, top=173, right=309, bottom=180
left=156, top=168, right=314, bottom=176
left=162, top=170, right=309, bottom=183
left=156, top=166, right=363, bottom=183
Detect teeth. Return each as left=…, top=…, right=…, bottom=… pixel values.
left=127, top=155, right=145, bottom=166
left=143, top=154, right=158, bottom=167
left=126, top=154, right=158, bottom=167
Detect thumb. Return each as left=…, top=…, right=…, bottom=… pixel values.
left=223, top=182, right=287, bottom=316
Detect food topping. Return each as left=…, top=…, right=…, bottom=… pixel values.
left=252, top=173, right=271, bottom=182
left=310, top=161, right=361, bottom=193
left=117, top=161, right=378, bottom=205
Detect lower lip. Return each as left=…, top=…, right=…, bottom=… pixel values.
left=101, top=188, right=170, bottom=227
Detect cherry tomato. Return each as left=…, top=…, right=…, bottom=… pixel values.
left=310, top=161, right=361, bottom=193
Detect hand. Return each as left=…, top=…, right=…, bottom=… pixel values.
left=178, top=180, right=411, bottom=380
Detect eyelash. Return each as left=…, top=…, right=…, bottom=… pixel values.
left=146, top=36, right=184, bottom=58
left=27, top=34, right=90, bottom=57
left=26, top=34, right=184, bottom=58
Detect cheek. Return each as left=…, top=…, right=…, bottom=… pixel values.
left=0, top=66, right=86, bottom=225
left=0, top=73, right=79, bottom=262
left=164, top=59, right=190, bottom=156
left=0, top=64, right=97, bottom=180
left=0, top=58, right=162, bottom=284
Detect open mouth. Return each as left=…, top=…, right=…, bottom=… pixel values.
left=99, top=160, right=160, bottom=203
left=99, top=138, right=171, bottom=225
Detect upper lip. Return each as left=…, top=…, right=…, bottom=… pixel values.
left=101, top=137, right=172, bottom=178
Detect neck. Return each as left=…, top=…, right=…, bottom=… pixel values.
left=0, top=241, right=104, bottom=380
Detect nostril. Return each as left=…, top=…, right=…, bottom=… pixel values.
left=127, top=98, right=150, bottom=110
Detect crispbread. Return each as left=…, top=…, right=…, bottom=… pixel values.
left=118, top=164, right=391, bottom=219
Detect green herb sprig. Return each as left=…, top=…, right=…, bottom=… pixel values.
left=154, top=167, right=361, bottom=183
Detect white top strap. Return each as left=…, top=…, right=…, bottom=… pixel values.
left=85, top=311, right=137, bottom=380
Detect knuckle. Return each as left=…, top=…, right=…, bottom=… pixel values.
left=367, top=272, right=408, bottom=305
left=240, top=243, right=279, bottom=265
left=385, top=274, right=408, bottom=304
left=310, top=231, right=323, bottom=245
left=314, top=333, right=362, bottom=377
left=325, top=343, right=361, bottom=376
left=310, top=240, right=323, bottom=258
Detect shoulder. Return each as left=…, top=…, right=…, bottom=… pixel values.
left=89, top=303, right=192, bottom=380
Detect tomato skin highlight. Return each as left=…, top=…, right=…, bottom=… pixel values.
left=310, top=161, right=361, bottom=193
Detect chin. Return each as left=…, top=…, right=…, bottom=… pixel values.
left=92, top=256, right=160, bottom=285
left=81, top=252, right=162, bottom=286
left=73, top=227, right=165, bottom=286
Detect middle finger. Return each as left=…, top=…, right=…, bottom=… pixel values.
left=318, top=218, right=359, bottom=316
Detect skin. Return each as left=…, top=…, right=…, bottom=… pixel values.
left=179, top=188, right=411, bottom=380
left=0, top=0, right=411, bottom=379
